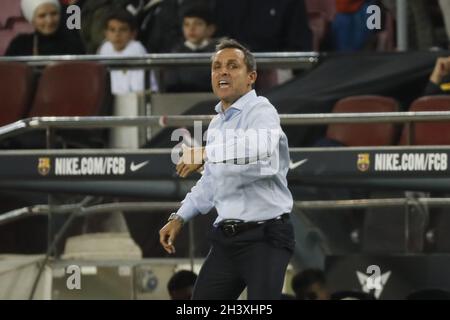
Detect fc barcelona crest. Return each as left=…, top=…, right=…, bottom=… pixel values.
left=38, top=157, right=51, bottom=176
left=357, top=153, right=370, bottom=172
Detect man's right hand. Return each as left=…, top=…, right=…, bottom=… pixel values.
left=159, top=219, right=183, bottom=254
left=430, top=57, right=450, bottom=85
left=176, top=145, right=205, bottom=178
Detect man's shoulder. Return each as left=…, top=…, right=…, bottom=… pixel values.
left=97, top=41, right=112, bottom=54
left=209, top=114, right=221, bottom=127
left=247, top=95, right=277, bottom=114
left=126, top=40, right=147, bottom=54
left=253, top=95, right=272, bottom=106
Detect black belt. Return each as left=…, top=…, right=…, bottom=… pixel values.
left=218, top=213, right=289, bottom=237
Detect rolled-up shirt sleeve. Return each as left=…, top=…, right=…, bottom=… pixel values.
left=175, top=162, right=215, bottom=222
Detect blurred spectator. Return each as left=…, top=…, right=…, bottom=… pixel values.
left=425, top=56, right=450, bottom=95
left=133, top=0, right=211, bottom=53
left=167, top=270, right=198, bottom=300
left=81, top=0, right=131, bottom=53
left=331, top=0, right=376, bottom=52
left=98, top=9, right=157, bottom=95
left=407, top=0, right=435, bottom=50
left=211, top=0, right=312, bottom=93
left=382, top=0, right=435, bottom=50
left=163, top=4, right=218, bottom=92
left=137, top=0, right=183, bottom=53
left=213, top=0, right=312, bottom=52
left=291, top=268, right=330, bottom=300
left=5, top=0, right=85, bottom=56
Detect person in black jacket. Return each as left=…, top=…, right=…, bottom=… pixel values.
left=212, top=0, right=312, bottom=52
left=5, top=0, right=85, bottom=56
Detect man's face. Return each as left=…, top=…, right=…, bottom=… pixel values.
left=183, top=17, right=214, bottom=45
left=211, top=48, right=257, bottom=109
left=33, top=3, right=60, bottom=35
left=105, top=19, right=135, bottom=52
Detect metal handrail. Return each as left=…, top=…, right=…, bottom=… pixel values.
left=0, top=201, right=182, bottom=226
left=1, top=111, right=450, bottom=141
left=0, top=52, right=321, bottom=69
left=294, top=198, right=440, bottom=210
left=1, top=198, right=449, bottom=226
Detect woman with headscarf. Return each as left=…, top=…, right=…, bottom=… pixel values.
left=5, top=0, right=85, bottom=56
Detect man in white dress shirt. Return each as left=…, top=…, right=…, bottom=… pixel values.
left=160, top=39, right=295, bottom=300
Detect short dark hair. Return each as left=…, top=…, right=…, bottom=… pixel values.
left=291, top=269, right=326, bottom=299
left=213, top=38, right=257, bottom=72
left=167, top=270, right=198, bottom=293
left=182, top=5, right=214, bottom=25
left=104, top=9, right=137, bottom=31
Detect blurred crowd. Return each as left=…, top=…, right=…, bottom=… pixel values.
left=4, top=0, right=450, bottom=57
left=3, top=0, right=450, bottom=94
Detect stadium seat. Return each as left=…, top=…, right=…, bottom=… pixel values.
left=29, top=62, right=107, bottom=117
left=0, top=62, right=34, bottom=126
left=8, top=17, right=34, bottom=33
left=23, top=62, right=110, bottom=148
left=326, top=95, right=399, bottom=146
left=0, top=28, right=17, bottom=56
left=0, top=0, right=23, bottom=28
left=399, top=95, right=450, bottom=145
left=398, top=96, right=450, bottom=254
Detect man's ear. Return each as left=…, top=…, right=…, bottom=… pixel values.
left=248, top=71, right=257, bottom=87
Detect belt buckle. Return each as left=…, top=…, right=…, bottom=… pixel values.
left=222, top=223, right=238, bottom=237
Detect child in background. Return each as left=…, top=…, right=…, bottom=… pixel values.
left=98, top=10, right=157, bottom=95
left=163, top=5, right=217, bottom=92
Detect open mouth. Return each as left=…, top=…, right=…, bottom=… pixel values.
left=218, top=80, right=230, bottom=88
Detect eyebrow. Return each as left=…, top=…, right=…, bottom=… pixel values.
left=213, top=59, right=240, bottom=65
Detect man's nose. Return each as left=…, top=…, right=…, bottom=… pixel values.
left=219, top=68, right=229, bottom=76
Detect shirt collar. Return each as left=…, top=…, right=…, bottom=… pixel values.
left=214, top=90, right=257, bottom=116
left=184, top=39, right=210, bottom=51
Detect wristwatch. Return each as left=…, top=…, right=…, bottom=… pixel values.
left=168, top=213, right=185, bottom=226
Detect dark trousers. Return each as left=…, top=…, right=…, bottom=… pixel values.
left=192, top=216, right=295, bottom=300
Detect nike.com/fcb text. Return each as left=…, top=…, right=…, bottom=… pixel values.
left=374, top=153, right=448, bottom=171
